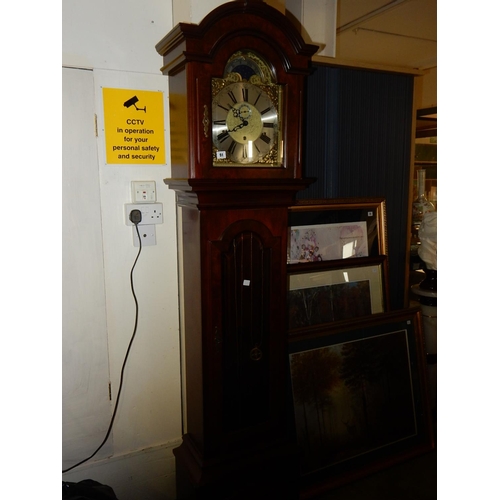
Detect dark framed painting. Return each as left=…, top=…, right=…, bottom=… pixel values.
left=287, top=256, right=389, bottom=332
left=288, top=308, right=434, bottom=497
left=288, top=198, right=388, bottom=264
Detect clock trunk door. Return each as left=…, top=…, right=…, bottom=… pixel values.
left=206, top=216, right=287, bottom=456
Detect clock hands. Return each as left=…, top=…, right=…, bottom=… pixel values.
left=228, top=120, right=248, bottom=132
left=227, top=102, right=255, bottom=133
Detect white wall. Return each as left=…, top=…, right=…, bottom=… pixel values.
left=62, top=0, right=172, bottom=73
left=62, top=1, right=184, bottom=499
left=286, top=0, right=337, bottom=56
left=173, top=0, right=224, bottom=24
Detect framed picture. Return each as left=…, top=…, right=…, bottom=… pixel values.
left=288, top=308, right=434, bottom=496
left=287, top=256, right=389, bottom=332
left=288, top=198, right=388, bottom=263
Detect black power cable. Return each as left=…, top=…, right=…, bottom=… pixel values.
left=62, top=214, right=143, bottom=474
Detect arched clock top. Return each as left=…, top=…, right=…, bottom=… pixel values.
left=157, top=0, right=318, bottom=182
left=156, top=0, right=318, bottom=77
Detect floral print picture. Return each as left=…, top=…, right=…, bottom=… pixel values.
left=288, top=222, right=368, bottom=263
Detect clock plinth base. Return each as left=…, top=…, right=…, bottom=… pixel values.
left=174, top=434, right=300, bottom=500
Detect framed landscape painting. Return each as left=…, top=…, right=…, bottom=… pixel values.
left=287, top=256, right=389, bottom=332
left=288, top=308, right=434, bottom=496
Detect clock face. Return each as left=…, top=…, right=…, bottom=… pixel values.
left=212, top=81, right=279, bottom=165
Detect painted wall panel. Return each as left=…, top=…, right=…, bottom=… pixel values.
left=62, top=67, right=113, bottom=468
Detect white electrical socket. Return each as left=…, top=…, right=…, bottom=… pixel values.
left=125, top=203, right=163, bottom=226
left=132, top=224, right=156, bottom=247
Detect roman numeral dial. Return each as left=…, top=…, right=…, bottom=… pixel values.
left=212, top=80, right=280, bottom=166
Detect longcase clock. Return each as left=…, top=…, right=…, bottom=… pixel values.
left=156, top=1, right=318, bottom=498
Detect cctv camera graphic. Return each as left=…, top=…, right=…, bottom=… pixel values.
left=123, top=96, right=146, bottom=112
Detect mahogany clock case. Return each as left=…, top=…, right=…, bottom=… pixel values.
left=156, top=2, right=319, bottom=498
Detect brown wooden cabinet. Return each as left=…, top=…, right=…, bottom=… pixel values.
left=156, top=1, right=317, bottom=497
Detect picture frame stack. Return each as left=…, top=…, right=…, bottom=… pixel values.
left=286, top=198, right=435, bottom=497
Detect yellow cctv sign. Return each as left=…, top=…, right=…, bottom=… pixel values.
left=102, top=88, right=165, bottom=164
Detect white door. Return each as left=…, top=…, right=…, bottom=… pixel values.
left=62, top=67, right=113, bottom=470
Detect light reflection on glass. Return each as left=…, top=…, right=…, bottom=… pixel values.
left=342, top=240, right=357, bottom=258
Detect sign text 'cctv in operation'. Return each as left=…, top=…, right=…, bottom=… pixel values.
left=102, top=88, right=166, bottom=165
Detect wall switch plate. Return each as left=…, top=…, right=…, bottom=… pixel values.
left=132, top=224, right=156, bottom=246
left=125, top=203, right=163, bottom=226
left=132, top=181, right=156, bottom=203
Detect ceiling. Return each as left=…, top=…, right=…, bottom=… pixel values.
left=333, top=0, right=437, bottom=134
left=335, top=0, right=437, bottom=71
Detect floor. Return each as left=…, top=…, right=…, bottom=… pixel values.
left=311, top=447, right=437, bottom=500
